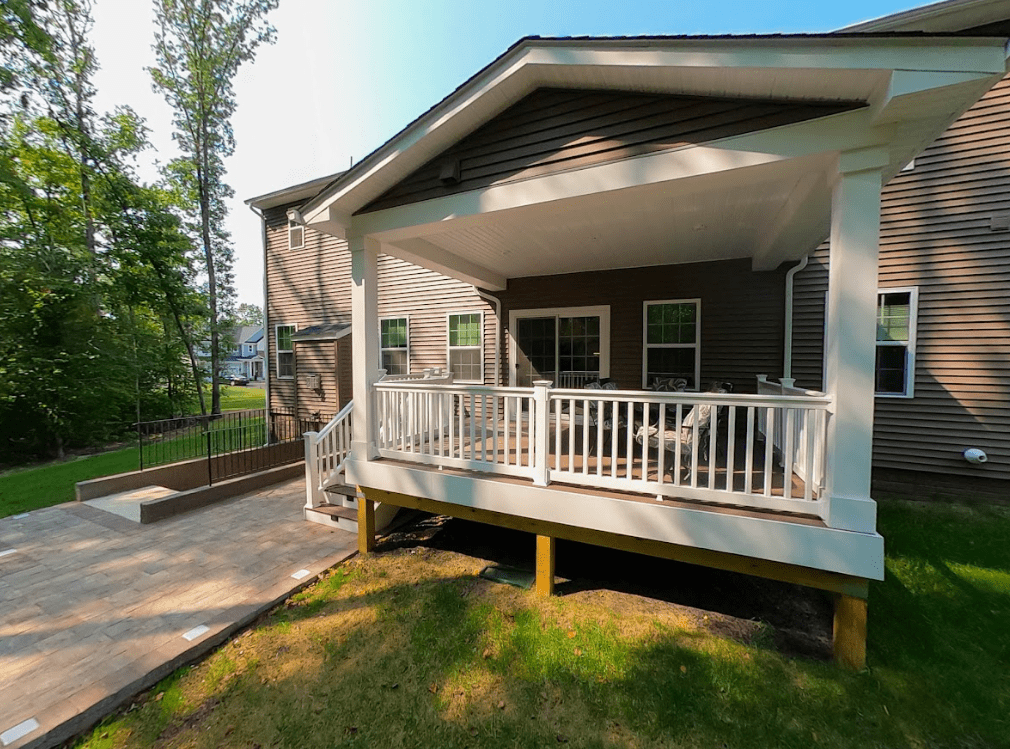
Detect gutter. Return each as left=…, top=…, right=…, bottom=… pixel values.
left=475, top=288, right=502, bottom=387
left=782, top=255, right=809, bottom=386
left=249, top=203, right=271, bottom=443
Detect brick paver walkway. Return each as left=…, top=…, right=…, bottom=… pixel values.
left=0, top=478, right=356, bottom=749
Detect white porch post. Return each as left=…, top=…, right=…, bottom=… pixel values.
left=350, top=235, right=380, bottom=460
left=823, top=153, right=885, bottom=533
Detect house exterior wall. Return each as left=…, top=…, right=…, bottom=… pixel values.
left=792, top=74, right=1010, bottom=482
left=358, top=89, right=860, bottom=215
left=264, top=204, right=493, bottom=420
left=498, top=259, right=787, bottom=393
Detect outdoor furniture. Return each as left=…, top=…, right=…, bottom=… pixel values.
left=584, top=379, right=622, bottom=454
left=635, top=383, right=729, bottom=473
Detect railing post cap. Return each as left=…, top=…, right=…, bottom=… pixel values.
left=756, top=374, right=769, bottom=382
left=533, top=379, right=553, bottom=388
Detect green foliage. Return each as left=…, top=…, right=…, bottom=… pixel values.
left=0, top=1, right=207, bottom=462
left=151, top=0, right=278, bottom=415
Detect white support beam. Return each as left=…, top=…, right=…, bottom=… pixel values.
left=387, top=237, right=507, bottom=291
left=350, top=236, right=380, bottom=460
left=306, top=205, right=352, bottom=240
left=823, top=162, right=883, bottom=533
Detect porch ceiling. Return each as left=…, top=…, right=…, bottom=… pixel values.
left=385, top=152, right=833, bottom=280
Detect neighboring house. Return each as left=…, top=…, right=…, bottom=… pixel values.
left=221, top=325, right=265, bottom=381
left=248, top=0, right=1010, bottom=667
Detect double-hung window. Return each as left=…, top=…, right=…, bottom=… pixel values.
left=288, top=219, right=304, bottom=250
left=448, top=312, right=483, bottom=383
left=276, top=324, right=295, bottom=379
left=380, top=317, right=409, bottom=376
left=642, top=300, right=700, bottom=390
left=875, top=287, right=917, bottom=398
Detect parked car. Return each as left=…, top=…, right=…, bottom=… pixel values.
left=228, top=375, right=249, bottom=386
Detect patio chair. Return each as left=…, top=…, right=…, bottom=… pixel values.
left=635, top=383, right=728, bottom=473
left=584, top=379, right=622, bottom=454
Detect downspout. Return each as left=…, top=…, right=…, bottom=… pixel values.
left=475, top=288, right=502, bottom=387
left=249, top=203, right=271, bottom=443
left=782, top=255, right=809, bottom=387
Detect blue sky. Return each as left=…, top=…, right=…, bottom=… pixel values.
left=89, top=1, right=926, bottom=304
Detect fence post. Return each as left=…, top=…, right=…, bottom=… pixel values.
left=304, top=431, right=320, bottom=509
left=206, top=430, right=213, bottom=487
left=138, top=422, right=144, bottom=471
left=533, top=380, right=552, bottom=487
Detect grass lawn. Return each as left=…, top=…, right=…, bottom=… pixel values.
left=218, top=385, right=265, bottom=411
left=0, top=385, right=265, bottom=519
left=72, top=498, right=1010, bottom=749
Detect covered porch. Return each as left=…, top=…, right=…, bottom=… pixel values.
left=296, top=33, right=1008, bottom=667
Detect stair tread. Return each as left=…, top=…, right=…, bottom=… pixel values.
left=308, top=504, right=357, bottom=521
left=324, top=483, right=359, bottom=498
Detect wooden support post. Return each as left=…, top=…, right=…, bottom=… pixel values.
left=833, top=594, right=867, bottom=670
left=536, top=534, right=555, bottom=597
left=357, top=493, right=375, bottom=554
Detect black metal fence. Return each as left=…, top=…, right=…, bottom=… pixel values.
left=136, top=409, right=334, bottom=485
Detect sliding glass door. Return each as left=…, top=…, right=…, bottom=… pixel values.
left=511, top=307, right=609, bottom=388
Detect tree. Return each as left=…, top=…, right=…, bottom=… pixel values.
left=233, top=302, right=262, bottom=326
left=0, top=0, right=206, bottom=461
left=150, top=0, right=277, bottom=415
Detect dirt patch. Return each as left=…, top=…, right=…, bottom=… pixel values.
left=379, top=511, right=833, bottom=660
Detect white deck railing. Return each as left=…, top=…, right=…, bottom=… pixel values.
left=755, top=375, right=827, bottom=493
left=303, top=400, right=354, bottom=509
left=371, top=380, right=833, bottom=519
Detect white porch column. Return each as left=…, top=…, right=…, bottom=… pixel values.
left=823, top=155, right=884, bottom=533
left=350, top=235, right=380, bottom=460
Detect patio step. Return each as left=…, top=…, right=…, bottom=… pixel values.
left=305, top=502, right=358, bottom=533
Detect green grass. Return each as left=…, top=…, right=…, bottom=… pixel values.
left=218, top=385, right=265, bottom=411
left=0, top=385, right=265, bottom=519
left=72, top=499, right=1010, bottom=749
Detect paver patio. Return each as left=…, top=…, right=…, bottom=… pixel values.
left=0, top=477, right=356, bottom=749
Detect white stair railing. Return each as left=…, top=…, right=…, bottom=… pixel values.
left=303, top=400, right=354, bottom=510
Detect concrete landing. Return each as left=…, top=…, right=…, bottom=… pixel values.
left=0, top=477, right=356, bottom=749
left=84, top=485, right=177, bottom=522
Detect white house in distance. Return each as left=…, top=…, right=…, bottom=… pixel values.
left=261, top=2, right=1010, bottom=669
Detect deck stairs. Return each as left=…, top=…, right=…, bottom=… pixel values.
left=305, top=478, right=361, bottom=533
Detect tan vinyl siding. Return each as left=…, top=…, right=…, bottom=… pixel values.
left=264, top=205, right=495, bottom=419
left=359, top=89, right=862, bottom=214
left=499, top=259, right=786, bottom=393
left=792, top=75, right=1010, bottom=482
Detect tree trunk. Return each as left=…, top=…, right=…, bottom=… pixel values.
left=197, top=164, right=220, bottom=416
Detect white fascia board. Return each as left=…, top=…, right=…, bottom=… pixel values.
left=345, top=458, right=885, bottom=580
left=524, top=38, right=1007, bottom=76
left=351, top=146, right=792, bottom=241
left=841, top=0, right=1006, bottom=32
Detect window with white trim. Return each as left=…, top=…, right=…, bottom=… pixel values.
left=876, top=287, right=917, bottom=397
left=288, top=220, right=304, bottom=250
left=276, top=324, right=295, bottom=379
left=448, top=312, right=482, bottom=383
left=643, top=300, right=700, bottom=390
left=380, top=317, right=409, bottom=376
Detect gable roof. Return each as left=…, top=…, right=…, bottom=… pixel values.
left=295, top=33, right=1008, bottom=236
left=843, top=0, right=1010, bottom=33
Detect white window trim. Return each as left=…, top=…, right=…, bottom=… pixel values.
left=642, top=299, right=702, bottom=390
left=446, top=310, right=484, bottom=384
left=379, top=315, right=410, bottom=376
left=288, top=219, right=304, bottom=250
left=275, top=323, right=296, bottom=380
left=875, top=286, right=918, bottom=399
left=507, top=305, right=611, bottom=388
